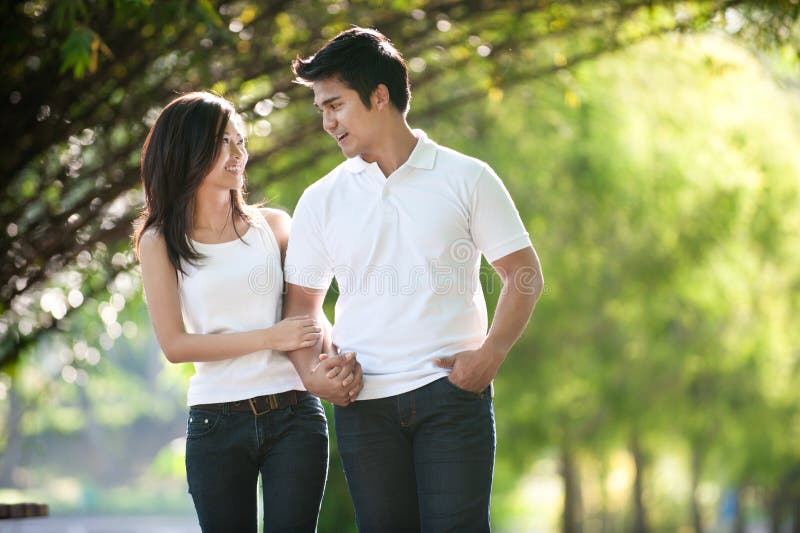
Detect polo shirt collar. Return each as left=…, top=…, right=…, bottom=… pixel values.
left=405, top=129, right=437, bottom=170
left=342, top=129, right=438, bottom=173
left=343, top=155, right=370, bottom=173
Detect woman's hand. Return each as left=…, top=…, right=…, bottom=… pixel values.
left=266, top=315, right=322, bottom=351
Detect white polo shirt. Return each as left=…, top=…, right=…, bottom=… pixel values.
left=284, top=130, right=531, bottom=400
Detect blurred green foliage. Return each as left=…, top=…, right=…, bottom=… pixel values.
left=2, top=1, right=800, bottom=531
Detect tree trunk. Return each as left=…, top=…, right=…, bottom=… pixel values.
left=768, top=490, right=783, bottom=533
left=733, top=486, right=745, bottom=533
left=790, top=471, right=800, bottom=533
left=690, top=446, right=704, bottom=533
left=599, top=458, right=611, bottom=533
left=561, top=445, right=583, bottom=533
left=631, top=434, right=648, bottom=533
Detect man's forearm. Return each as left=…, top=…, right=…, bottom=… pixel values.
left=484, top=250, right=543, bottom=357
left=484, top=283, right=540, bottom=356
left=283, top=289, right=325, bottom=385
left=287, top=336, right=324, bottom=385
left=286, top=315, right=361, bottom=405
left=434, top=263, right=542, bottom=393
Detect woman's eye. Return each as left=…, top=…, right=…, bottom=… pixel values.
left=221, top=138, right=230, bottom=144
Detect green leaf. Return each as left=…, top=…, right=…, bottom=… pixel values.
left=60, top=27, right=94, bottom=78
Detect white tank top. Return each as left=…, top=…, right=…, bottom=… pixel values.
left=178, top=216, right=304, bottom=406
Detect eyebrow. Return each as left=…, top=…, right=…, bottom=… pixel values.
left=314, top=96, right=341, bottom=109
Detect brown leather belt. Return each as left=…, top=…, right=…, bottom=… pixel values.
left=191, top=390, right=304, bottom=416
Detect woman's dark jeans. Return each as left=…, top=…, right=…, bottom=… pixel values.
left=185, top=392, right=328, bottom=533
left=334, top=377, right=496, bottom=532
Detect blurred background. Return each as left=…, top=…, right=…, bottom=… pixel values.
left=2, top=1, right=800, bottom=531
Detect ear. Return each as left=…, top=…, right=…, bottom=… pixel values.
left=372, top=84, right=391, bottom=110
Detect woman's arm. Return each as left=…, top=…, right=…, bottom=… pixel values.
left=139, top=229, right=320, bottom=364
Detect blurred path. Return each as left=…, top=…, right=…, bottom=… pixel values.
left=0, top=516, right=199, bottom=532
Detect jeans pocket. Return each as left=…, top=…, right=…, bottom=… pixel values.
left=442, top=377, right=485, bottom=400
left=186, top=409, right=222, bottom=439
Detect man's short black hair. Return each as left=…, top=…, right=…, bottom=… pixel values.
left=292, top=27, right=411, bottom=115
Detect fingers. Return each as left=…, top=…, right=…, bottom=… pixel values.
left=328, top=353, right=357, bottom=380
left=340, top=362, right=362, bottom=399
left=434, top=355, right=456, bottom=368
left=284, top=316, right=322, bottom=331
left=323, top=368, right=362, bottom=405
left=295, top=329, right=322, bottom=350
left=347, top=364, right=364, bottom=400
left=298, top=331, right=321, bottom=347
left=302, top=323, right=322, bottom=333
left=326, top=365, right=343, bottom=379
left=322, top=391, right=353, bottom=407
left=343, top=361, right=361, bottom=390
left=285, top=314, right=311, bottom=321
left=319, top=351, right=355, bottom=372
left=335, top=361, right=354, bottom=382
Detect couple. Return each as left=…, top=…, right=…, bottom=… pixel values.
left=135, top=27, right=543, bottom=533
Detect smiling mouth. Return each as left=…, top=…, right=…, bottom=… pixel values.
left=335, top=133, right=348, bottom=143
left=225, top=165, right=243, bottom=173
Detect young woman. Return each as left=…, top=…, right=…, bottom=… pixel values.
left=134, top=92, right=357, bottom=532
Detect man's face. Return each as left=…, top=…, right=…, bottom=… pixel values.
left=312, top=77, right=378, bottom=160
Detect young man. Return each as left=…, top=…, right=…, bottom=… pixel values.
left=284, top=27, right=543, bottom=532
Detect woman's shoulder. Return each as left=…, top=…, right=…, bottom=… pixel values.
left=138, top=226, right=166, bottom=251
left=257, top=207, right=291, bottom=233
left=255, top=207, right=291, bottom=249
left=257, top=207, right=290, bottom=224
left=136, top=226, right=172, bottom=269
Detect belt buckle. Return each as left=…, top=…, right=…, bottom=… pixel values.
left=248, top=397, right=269, bottom=416
left=248, top=394, right=280, bottom=415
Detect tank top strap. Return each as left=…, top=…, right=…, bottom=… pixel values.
left=248, top=208, right=269, bottom=230
left=248, top=209, right=281, bottom=258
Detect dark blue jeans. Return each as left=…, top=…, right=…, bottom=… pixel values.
left=334, top=377, right=496, bottom=532
left=185, top=392, right=328, bottom=533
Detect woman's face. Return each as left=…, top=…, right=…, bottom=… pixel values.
left=202, top=116, right=248, bottom=192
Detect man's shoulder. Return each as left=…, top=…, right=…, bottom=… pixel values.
left=430, top=141, right=490, bottom=180
left=299, top=160, right=351, bottom=203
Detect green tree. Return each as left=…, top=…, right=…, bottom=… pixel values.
left=3, top=1, right=800, bottom=529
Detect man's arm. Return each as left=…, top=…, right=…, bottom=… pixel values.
left=284, top=282, right=363, bottom=405
left=435, top=246, right=543, bottom=392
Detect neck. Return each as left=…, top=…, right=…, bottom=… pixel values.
left=363, top=119, right=418, bottom=177
left=193, top=188, right=235, bottom=234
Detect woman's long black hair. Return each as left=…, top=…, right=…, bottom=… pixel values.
left=134, top=92, right=252, bottom=274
